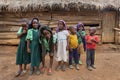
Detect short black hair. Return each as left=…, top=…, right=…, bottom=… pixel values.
left=69, top=26, right=76, bottom=30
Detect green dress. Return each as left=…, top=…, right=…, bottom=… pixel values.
left=16, top=27, right=30, bottom=65
left=26, top=29, right=41, bottom=67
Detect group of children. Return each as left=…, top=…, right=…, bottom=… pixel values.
left=15, top=18, right=99, bottom=77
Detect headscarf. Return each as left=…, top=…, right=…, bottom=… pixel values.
left=21, top=18, right=28, bottom=23
left=28, top=18, right=41, bottom=29
left=56, top=20, right=67, bottom=32
left=76, top=22, right=85, bottom=31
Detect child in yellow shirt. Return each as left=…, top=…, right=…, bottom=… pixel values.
left=68, top=26, right=80, bottom=70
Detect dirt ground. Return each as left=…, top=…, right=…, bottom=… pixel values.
left=0, top=44, right=120, bottom=80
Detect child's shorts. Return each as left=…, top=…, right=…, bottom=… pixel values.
left=46, top=50, right=54, bottom=57
left=78, top=43, right=85, bottom=54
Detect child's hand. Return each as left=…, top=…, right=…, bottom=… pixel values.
left=23, top=29, right=27, bottom=34
left=69, top=48, right=73, bottom=52
left=77, top=45, right=79, bottom=50
left=91, top=38, right=96, bottom=43
left=66, top=45, right=69, bottom=50
left=27, top=48, right=31, bottom=53
left=87, top=40, right=92, bottom=44
left=55, top=44, right=57, bottom=51
left=91, top=39, right=95, bottom=41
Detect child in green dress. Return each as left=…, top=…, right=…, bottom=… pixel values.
left=26, top=18, right=42, bottom=75
left=76, top=23, right=86, bottom=65
left=16, top=19, right=30, bottom=77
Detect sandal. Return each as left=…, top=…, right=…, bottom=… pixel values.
left=15, top=70, right=22, bottom=77
left=79, top=60, right=83, bottom=65
left=29, top=70, right=34, bottom=75
left=20, top=70, right=27, bottom=76
left=62, top=65, right=66, bottom=71
left=29, top=67, right=34, bottom=76
left=36, top=70, right=40, bottom=75
left=56, top=66, right=61, bottom=71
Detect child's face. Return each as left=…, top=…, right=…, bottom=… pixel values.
left=58, top=22, right=64, bottom=30
left=32, top=19, right=38, bottom=29
left=70, top=27, right=76, bottom=34
left=78, top=26, right=83, bottom=31
left=52, top=30, right=56, bottom=34
left=43, top=30, right=51, bottom=39
left=21, top=22, right=27, bottom=28
left=89, top=29, right=96, bottom=35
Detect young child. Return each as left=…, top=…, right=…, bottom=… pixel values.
left=55, top=20, right=69, bottom=71
left=86, top=27, right=99, bottom=71
left=39, top=26, right=56, bottom=75
left=15, top=19, right=30, bottom=77
left=68, top=26, right=80, bottom=70
left=76, top=23, right=86, bottom=64
left=26, top=18, right=42, bottom=75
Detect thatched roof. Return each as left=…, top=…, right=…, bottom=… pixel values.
left=0, top=0, right=120, bottom=12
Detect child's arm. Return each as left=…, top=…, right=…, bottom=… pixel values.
left=26, top=29, right=33, bottom=53
left=86, top=40, right=92, bottom=44
left=67, top=35, right=73, bottom=52
left=17, top=27, right=25, bottom=38
left=27, top=40, right=31, bottom=53
left=86, top=36, right=92, bottom=44
left=55, top=42, right=57, bottom=52
left=17, top=29, right=27, bottom=38
left=66, top=36, right=70, bottom=50
left=53, top=33, right=57, bottom=52
left=91, top=36, right=99, bottom=44
left=66, top=30, right=70, bottom=50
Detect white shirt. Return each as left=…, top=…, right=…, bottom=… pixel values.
left=55, top=30, right=69, bottom=41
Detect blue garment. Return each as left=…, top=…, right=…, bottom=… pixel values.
left=82, top=37, right=86, bottom=51
left=69, top=48, right=79, bottom=65
left=86, top=49, right=95, bottom=67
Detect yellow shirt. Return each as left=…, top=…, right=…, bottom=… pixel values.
left=69, top=34, right=78, bottom=49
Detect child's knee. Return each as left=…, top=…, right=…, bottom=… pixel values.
left=49, top=53, right=54, bottom=57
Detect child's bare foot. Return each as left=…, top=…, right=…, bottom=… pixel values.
left=47, top=68, right=52, bottom=75
left=41, top=67, right=46, bottom=74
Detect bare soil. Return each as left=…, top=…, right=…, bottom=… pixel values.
left=0, top=44, right=120, bottom=80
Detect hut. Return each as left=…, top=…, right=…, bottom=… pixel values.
left=0, top=0, right=120, bottom=45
